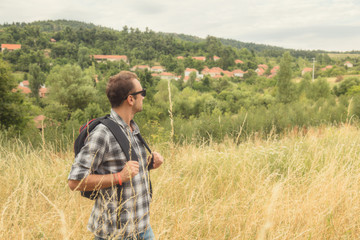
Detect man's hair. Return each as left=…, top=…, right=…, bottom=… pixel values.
left=106, top=71, right=138, bottom=108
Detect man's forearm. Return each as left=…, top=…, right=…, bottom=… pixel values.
left=68, top=173, right=116, bottom=191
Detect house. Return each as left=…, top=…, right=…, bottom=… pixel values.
left=1, top=44, right=21, bottom=52
left=258, top=64, right=269, bottom=70
left=222, top=70, right=233, bottom=77
left=184, top=68, right=199, bottom=77
left=271, top=66, right=280, bottom=74
left=344, top=61, right=353, bottom=68
left=202, top=67, right=223, bottom=77
left=92, top=55, right=128, bottom=63
left=192, top=56, right=206, bottom=61
left=302, top=67, right=313, bottom=76
left=50, top=38, right=57, bottom=43
left=268, top=66, right=280, bottom=78
left=232, top=69, right=245, bottom=78
left=213, top=56, right=220, bottom=61
left=21, top=80, right=29, bottom=87
left=34, top=115, right=46, bottom=129
left=321, top=65, right=333, bottom=71
left=131, top=65, right=150, bottom=71
left=151, top=66, right=165, bottom=73
left=39, top=86, right=48, bottom=98
left=255, top=68, right=265, bottom=76
left=158, top=72, right=177, bottom=80
left=235, top=59, right=244, bottom=64
left=176, top=56, right=184, bottom=60
left=13, top=85, right=31, bottom=94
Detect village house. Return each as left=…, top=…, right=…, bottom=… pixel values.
left=302, top=67, right=313, bottom=76
left=268, top=66, right=280, bottom=78
left=344, top=61, right=353, bottom=68
left=222, top=70, right=233, bottom=77
left=50, top=38, right=57, bottom=43
left=235, top=59, right=244, bottom=64
left=184, top=68, right=199, bottom=77
left=321, top=65, right=333, bottom=71
left=232, top=69, right=246, bottom=78
left=34, top=115, right=46, bottom=129
left=151, top=65, right=165, bottom=73
left=255, top=64, right=268, bottom=76
left=213, top=56, right=220, bottom=61
left=255, top=68, right=265, bottom=76
left=202, top=67, right=223, bottom=77
left=176, top=56, right=184, bottom=60
left=192, top=56, right=206, bottom=61
left=158, top=72, right=178, bottom=80
left=131, top=65, right=150, bottom=71
left=39, top=86, right=48, bottom=98
left=91, top=55, right=128, bottom=63
left=1, top=44, right=21, bottom=52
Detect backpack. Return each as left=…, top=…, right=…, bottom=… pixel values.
left=74, top=115, right=153, bottom=200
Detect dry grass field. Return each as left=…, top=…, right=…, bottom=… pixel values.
left=1, top=125, right=360, bottom=239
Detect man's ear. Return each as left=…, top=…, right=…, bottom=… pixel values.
left=127, top=95, right=134, bottom=106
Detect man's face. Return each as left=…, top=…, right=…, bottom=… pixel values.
left=131, top=79, right=144, bottom=113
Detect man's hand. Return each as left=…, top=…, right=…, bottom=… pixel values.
left=148, top=152, right=164, bottom=170
left=119, top=161, right=139, bottom=183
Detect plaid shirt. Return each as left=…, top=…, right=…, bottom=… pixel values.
left=68, top=109, right=151, bottom=239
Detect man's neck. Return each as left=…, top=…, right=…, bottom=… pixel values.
left=112, top=107, right=134, bottom=128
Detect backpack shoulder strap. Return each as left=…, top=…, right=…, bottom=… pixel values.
left=137, top=133, right=152, bottom=154
left=100, top=118, right=138, bottom=161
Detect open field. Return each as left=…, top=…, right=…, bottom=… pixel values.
left=328, top=53, right=360, bottom=60
left=1, top=125, right=360, bottom=239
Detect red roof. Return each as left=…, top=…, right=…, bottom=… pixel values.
left=92, top=55, right=127, bottom=60
left=1, top=44, right=21, bottom=50
left=159, top=72, right=174, bottom=76
left=192, top=56, right=206, bottom=61
left=151, top=66, right=165, bottom=70
left=303, top=67, right=312, bottom=72
left=213, top=56, right=220, bottom=60
left=271, top=66, right=280, bottom=73
left=232, top=69, right=245, bottom=74
left=22, top=80, right=29, bottom=86
left=39, top=87, right=48, bottom=94
left=185, top=68, right=198, bottom=72
left=258, top=64, right=268, bottom=70
left=15, top=85, right=31, bottom=94
left=34, top=115, right=46, bottom=129
left=177, top=56, right=184, bottom=60
left=235, top=59, right=244, bottom=64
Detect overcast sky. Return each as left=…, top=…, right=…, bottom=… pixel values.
left=0, top=0, right=359, bottom=52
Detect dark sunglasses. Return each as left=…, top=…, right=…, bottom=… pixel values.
left=125, top=88, right=146, bottom=100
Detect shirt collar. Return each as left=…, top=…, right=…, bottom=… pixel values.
left=110, top=109, right=140, bottom=134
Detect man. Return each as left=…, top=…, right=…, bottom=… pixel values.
left=68, top=71, right=164, bottom=239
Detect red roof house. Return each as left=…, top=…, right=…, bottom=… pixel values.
left=92, top=55, right=128, bottom=63
left=192, top=56, right=206, bottom=61
left=1, top=44, right=21, bottom=52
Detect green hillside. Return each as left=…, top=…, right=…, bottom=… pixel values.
left=0, top=20, right=360, bottom=146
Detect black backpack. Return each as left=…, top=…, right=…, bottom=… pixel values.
left=74, top=115, right=153, bottom=200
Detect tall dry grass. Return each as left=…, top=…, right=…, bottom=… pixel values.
left=1, top=125, right=360, bottom=239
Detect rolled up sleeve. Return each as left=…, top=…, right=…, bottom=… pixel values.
left=68, top=125, right=109, bottom=181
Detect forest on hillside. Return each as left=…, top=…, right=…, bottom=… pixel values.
left=1, top=20, right=360, bottom=146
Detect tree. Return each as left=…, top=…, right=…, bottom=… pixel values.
left=277, top=51, right=296, bottom=103
left=77, top=46, right=91, bottom=69
left=46, top=64, right=97, bottom=112
left=29, top=64, right=46, bottom=99
left=0, top=58, right=28, bottom=131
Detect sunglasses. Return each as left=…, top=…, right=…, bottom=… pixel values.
left=124, top=88, right=146, bottom=100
